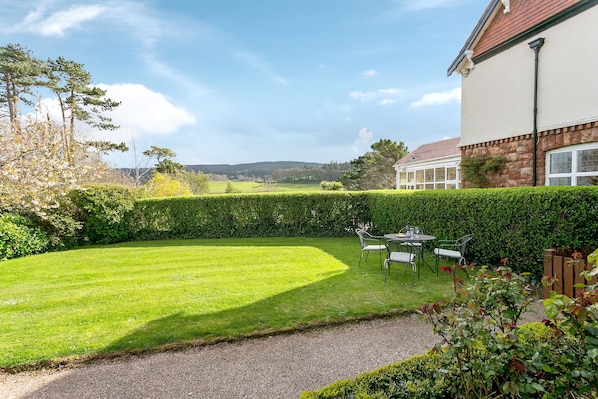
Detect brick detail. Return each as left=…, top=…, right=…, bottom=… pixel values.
left=461, top=121, right=598, bottom=187
left=474, top=0, right=580, bottom=57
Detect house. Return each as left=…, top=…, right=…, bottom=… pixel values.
left=394, top=137, right=461, bottom=190
left=448, top=0, right=598, bottom=187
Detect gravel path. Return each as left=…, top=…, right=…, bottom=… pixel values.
left=1, top=303, right=546, bottom=399
left=1, top=313, right=439, bottom=399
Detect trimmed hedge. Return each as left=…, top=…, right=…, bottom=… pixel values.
left=68, top=186, right=598, bottom=279
left=368, top=186, right=598, bottom=279
left=299, top=352, right=448, bottom=399
left=130, top=192, right=371, bottom=239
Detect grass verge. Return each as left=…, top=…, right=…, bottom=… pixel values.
left=0, top=237, right=453, bottom=370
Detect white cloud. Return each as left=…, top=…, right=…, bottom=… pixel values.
left=352, top=127, right=374, bottom=153
left=409, top=88, right=461, bottom=109
left=100, top=83, right=196, bottom=136
left=349, top=88, right=404, bottom=104
left=362, top=69, right=378, bottom=77
left=14, top=4, right=107, bottom=36
left=37, top=83, right=196, bottom=142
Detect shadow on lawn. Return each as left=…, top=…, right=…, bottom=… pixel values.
left=99, top=237, right=440, bottom=359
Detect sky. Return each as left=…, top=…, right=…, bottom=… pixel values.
left=1, top=0, right=489, bottom=168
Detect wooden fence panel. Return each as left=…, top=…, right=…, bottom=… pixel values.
left=543, top=248, right=595, bottom=299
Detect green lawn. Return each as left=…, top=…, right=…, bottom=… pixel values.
left=0, top=237, right=453, bottom=369
left=209, top=181, right=321, bottom=194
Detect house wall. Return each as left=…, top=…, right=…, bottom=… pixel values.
left=462, top=121, right=598, bottom=187
left=460, top=5, right=598, bottom=147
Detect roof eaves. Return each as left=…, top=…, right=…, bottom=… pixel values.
left=447, top=0, right=500, bottom=76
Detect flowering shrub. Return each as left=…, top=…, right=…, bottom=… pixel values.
left=421, top=258, right=598, bottom=398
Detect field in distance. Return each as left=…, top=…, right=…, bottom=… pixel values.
left=209, top=181, right=321, bottom=194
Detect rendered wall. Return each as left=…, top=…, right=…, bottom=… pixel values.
left=460, top=5, right=598, bottom=147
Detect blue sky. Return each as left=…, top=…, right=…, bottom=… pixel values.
left=1, top=0, right=488, bottom=167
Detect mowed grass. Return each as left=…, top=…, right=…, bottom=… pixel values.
left=209, top=181, right=321, bottom=194
left=0, top=237, right=454, bottom=369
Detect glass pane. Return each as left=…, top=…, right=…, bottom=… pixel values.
left=416, top=170, right=424, bottom=183
left=425, top=169, right=434, bottom=182
left=407, top=171, right=414, bottom=183
left=399, top=172, right=407, bottom=185
left=435, top=183, right=445, bottom=189
left=578, top=149, right=598, bottom=172
left=435, top=168, right=445, bottom=182
left=424, top=184, right=434, bottom=190
left=549, top=177, right=571, bottom=186
left=447, top=167, right=457, bottom=180
left=577, top=176, right=598, bottom=186
left=550, top=152, right=571, bottom=174
left=446, top=183, right=457, bottom=190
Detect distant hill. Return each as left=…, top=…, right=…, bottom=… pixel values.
left=187, top=161, right=324, bottom=180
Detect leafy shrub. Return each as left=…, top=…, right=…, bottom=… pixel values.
left=422, top=262, right=598, bottom=398
left=303, top=261, right=598, bottom=399
left=320, top=181, right=343, bottom=191
left=0, top=213, right=49, bottom=260
left=299, top=352, right=448, bottom=399
left=69, top=184, right=139, bottom=244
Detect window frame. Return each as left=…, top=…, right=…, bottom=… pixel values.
left=545, top=143, right=598, bottom=186
left=396, top=160, right=460, bottom=190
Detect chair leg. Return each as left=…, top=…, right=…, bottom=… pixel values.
left=384, top=259, right=389, bottom=282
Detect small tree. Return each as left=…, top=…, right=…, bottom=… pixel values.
left=339, top=139, right=408, bottom=190
left=144, top=172, right=191, bottom=197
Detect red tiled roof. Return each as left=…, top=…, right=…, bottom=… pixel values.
left=474, top=0, right=580, bottom=57
left=395, top=137, right=461, bottom=166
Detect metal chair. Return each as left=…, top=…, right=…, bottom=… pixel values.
left=433, top=234, right=473, bottom=275
left=356, top=229, right=385, bottom=269
left=384, top=240, right=417, bottom=286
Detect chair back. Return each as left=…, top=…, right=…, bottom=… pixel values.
left=456, top=234, right=473, bottom=255
left=355, top=229, right=368, bottom=248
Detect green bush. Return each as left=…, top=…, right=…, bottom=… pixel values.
left=69, top=185, right=139, bottom=244
left=130, top=191, right=371, bottom=240
left=299, top=352, right=448, bottom=399
left=0, top=213, right=49, bottom=260
left=368, top=186, right=598, bottom=279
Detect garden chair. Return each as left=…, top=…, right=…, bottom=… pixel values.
left=433, top=234, right=473, bottom=275
left=384, top=240, right=417, bottom=286
left=356, top=229, right=386, bottom=269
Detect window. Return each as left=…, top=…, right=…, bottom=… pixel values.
left=397, top=163, right=460, bottom=190
left=546, top=144, right=598, bottom=186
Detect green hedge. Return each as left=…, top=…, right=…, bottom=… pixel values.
left=69, top=185, right=139, bottom=244
left=130, top=192, right=371, bottom=239
left=67, top=186, right=598, bottom=279
left=368, top=187, right=598, bottom=278
left=299, top=352, right=448, bottom=399
left=0, top=213, right=49, bottom=260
